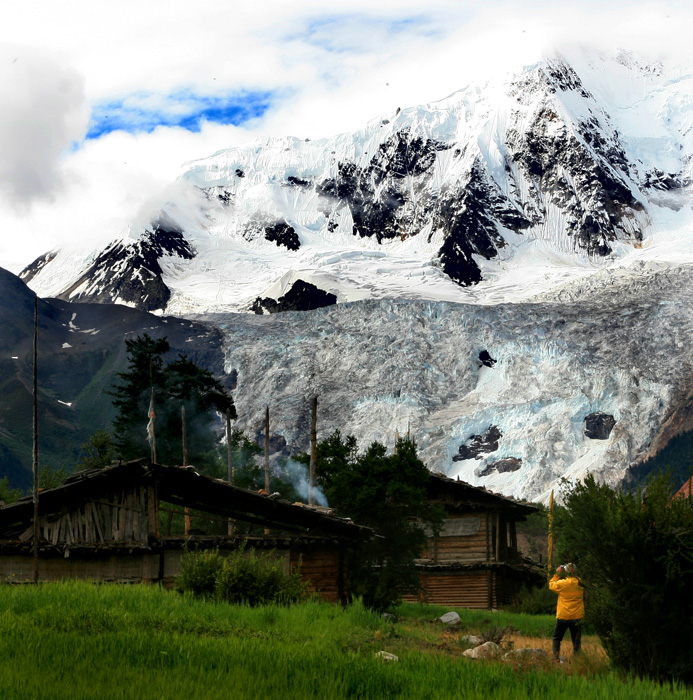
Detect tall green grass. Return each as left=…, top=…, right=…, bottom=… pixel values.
left=0, top=581, right=686, bottom=700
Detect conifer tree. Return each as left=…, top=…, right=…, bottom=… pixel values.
left=110, top=334, right=235, bottom=472
left=300, top=431, right=443, bottom=610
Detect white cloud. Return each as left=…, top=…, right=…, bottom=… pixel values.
left=0, top=45, right=88, bottom=207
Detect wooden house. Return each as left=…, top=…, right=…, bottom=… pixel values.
left=405, top=474, right=543, bottom=609
left=0, top=459, right=372, bottom=603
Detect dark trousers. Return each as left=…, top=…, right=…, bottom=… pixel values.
left=553, top=618, right=582, bottom=657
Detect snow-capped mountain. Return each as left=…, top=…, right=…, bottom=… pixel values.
left=14, top=48, right=693, bottom=503
left=22, top=49, right=693, bottom=314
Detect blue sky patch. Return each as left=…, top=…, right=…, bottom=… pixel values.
left=86, top=89, right=275, bottom=139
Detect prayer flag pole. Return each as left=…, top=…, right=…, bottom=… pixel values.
left=547, top=489, right=555, bottom=579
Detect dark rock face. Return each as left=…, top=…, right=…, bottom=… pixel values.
left=584, top=412, right=616, bottom=440
left=642, top=168, right=687, bottom=192
left=506, top=64, right=644, bottom=256
left=57, top=224, right=195, bottom=313
left=264, top=221, right=301, bottom=251
left=317, top=128, right=451, bottom=243
left=478, top=350, right=497, bottom=368
left=20, top=251, right=57, bottom=285
left=434, top=162, right=531, bottom=286
left=453, top=425, right=502, bottom=461
left=286, top=176, right=312, bottom=188
left=251, top=280, right=337, bottom=314
left=477, top=457, right=522, bottom=477
left=57, top=225, right=195, bottom=312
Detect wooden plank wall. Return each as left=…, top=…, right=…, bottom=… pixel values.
left=0, top=553, right=160, bottom=583
left=403, top=570, right=492, bottom=609
left=290, top=546, right=343, bottom=604
left=423, top=515, right=490, bottom=563
left=493, top=570, right=524, bottom=607
left=19, top=488, right=151, bottom=546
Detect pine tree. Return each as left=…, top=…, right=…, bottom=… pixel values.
left=300, top=431, right=443, bottom=610
left=110, top=334, right=235, bottom=472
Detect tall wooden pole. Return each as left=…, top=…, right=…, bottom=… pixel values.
left=547, top=489, right=555, bottom=579
left=264, top=405, right=270, bottom=493
left=182, top=405, right=191, bottom=536
left=264, top=405, right=270, bottom=534
left=32, top=297, right=39, bottom=584
left=147, top=387, right=157, bottom=463
left=226, top=413, right=233, bottom=484
left=309, top=396, right=318, bottom=506
left=226, top=412, right=234, bottom=536
left=181, top=405, right=188, bottom=466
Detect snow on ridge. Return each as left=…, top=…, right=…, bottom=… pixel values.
left=24, top=48, right=693, bottom=315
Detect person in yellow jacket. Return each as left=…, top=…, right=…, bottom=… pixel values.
left=549, top=563, right=584, bottom=660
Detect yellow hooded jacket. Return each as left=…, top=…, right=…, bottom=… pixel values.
left=549, top=575, right=584, bottom=620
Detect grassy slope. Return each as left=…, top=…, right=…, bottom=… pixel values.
left=0, top=582, right=687, bottom=700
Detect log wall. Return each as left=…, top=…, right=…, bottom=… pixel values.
left=403, top=570, right=493, bottom=609
left=0, top=552, right=160, bottom=583
left=423, top=515, right=490, bottom=563
left=290, top=545, right=345, bottom=604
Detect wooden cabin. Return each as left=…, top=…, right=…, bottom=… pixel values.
left=0, top=459, right=372, bottom=603
left=405, top=474, right=543, bottom=609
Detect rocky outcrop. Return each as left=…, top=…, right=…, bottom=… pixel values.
left=434, top=162, right=531, bottom=286
left=19, top=251, right=57, bottom=285
left=54, top=224, right=195, bottom=313
left=251, top=280, right=337, bottom=314
left=264, top=221, right=301, bottom=251
left=453, top=426, right=502, bottom=461
left=477, top=458, right=523, bottom=477
left=584, top=412, right=616, bottom=440
left=479, top=350, right=497, bottom=368
left=506, top=64, right=645, bottom=256
left=317, top=128, right=451, bottom=244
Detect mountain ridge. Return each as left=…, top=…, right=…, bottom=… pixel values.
left=22, top=49, right=692, bottom=315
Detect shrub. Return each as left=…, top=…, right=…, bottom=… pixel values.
left=508, top=584, right=556, bottom=616
left=176, top=547, right=308, bottom=606
left=214, top=549, right=308, bottom=606
left=175, top=549, right=225, bottom=598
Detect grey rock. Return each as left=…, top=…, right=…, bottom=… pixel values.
left=477, top=457, right=522, bottom=477
left=454, top=425, right=502, bottom=461
left=584, top=412, right=616, bottom=440
left=462, top=641, right=502, bottom=659
left=502, top=648, right=549, bottom=664
left=439, top=611, right=461, bottom=625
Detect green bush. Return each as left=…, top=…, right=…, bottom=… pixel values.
left=507, top=584, right=556, bottom=616
left=175, top=548, right=225, bottom=598
left=214, top=549, right=308, bottom=606
left=176, top=547, right=308, bottom=606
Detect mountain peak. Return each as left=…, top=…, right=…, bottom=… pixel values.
left=23, top=49, right=693, bottom=315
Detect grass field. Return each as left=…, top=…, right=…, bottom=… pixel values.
left=0, top=581, right=686, bottom=700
